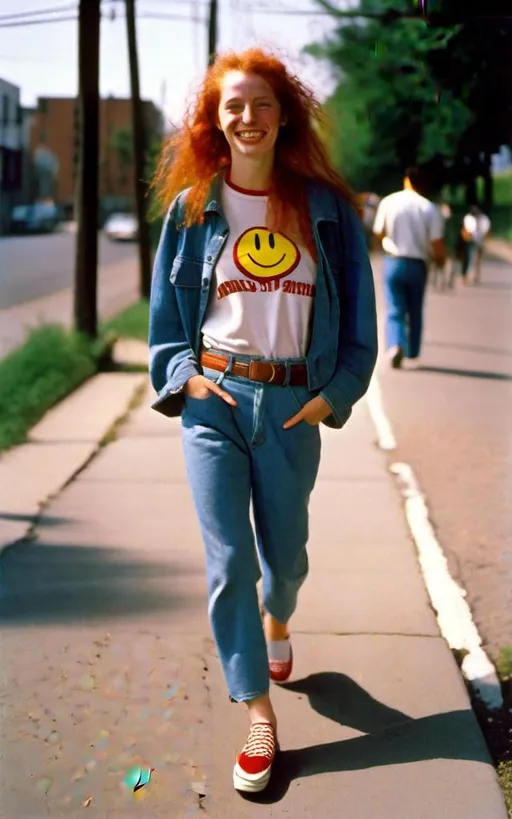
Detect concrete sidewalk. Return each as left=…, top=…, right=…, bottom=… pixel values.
left=0, top=378, right=507, bottom=818
left=486, top=238, right=512, bottom=266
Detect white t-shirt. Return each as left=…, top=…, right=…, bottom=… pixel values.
left=373, top=188, right=444, bottom=261
left=463, top=212, right=491, bottom=246
left=201, top=180, right=317, bottom=358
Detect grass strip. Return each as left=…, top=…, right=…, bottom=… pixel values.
left=0, top=325, right=103, bottom=451
left=103, top=299, right=149, bottom=341
left=498, top=762, right=512, bottom=818
left=0, top=300, right=150, bottom=452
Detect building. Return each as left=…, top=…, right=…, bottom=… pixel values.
left=0, top=78, right=24, bottom=234
left=29, top=95, right=164, bottom=220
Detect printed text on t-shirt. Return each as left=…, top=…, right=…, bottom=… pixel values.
left=217, top=278, right=316, bottom=300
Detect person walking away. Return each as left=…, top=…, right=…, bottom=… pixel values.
left=373, top=166, right=446, bottom=368
left=148, top=48, right=378, bottom=793
left=460, top=204, right=491, bottom=285
left=430, top=201, right=452, bottom=291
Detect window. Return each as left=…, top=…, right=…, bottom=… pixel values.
left=1, top=94, right=8, bottom=126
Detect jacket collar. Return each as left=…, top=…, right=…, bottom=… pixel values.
left=202, top=172, right=340, bottom=224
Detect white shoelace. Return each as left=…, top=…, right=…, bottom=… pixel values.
left=241, top=723, right=276, bottom=759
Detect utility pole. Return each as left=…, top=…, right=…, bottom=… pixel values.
left=125, top=0, right=152, bottom=300
left=208, top=0, right=218, bottom=66
left=74, top=0, right=101, bottom=337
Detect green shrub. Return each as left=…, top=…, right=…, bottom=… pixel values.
left=0, top=325, right=99, bottom=451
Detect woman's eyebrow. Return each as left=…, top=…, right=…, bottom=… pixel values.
left=224, top=95, right=273, bottom=105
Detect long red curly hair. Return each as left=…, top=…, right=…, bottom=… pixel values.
left=151, top=48, right=357, bottom=256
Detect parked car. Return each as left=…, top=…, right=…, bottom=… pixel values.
left=10, top=201, right=60, bottom=234
left=104, top=212, right=138, bottom=241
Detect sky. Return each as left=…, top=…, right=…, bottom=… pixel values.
left=0, top=0, right=341, bottom=128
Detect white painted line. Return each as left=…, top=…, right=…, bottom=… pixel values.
left=366, top=376, right=503, bottom=710
left=391, top=462, right=503, bottom=710
left=366, top=376, right=397, bottom=450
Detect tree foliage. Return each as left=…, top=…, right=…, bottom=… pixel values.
left=308, top=0, right=512, bottom=203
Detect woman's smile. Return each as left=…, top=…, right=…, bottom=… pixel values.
left=235, top=130, right=266, bottom=142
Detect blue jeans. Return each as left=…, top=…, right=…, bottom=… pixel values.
left=383, top=256, right=428, bottom=359
left=181, top=362, right=321, bottom=702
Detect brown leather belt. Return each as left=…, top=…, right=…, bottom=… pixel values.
left=200, top=350, right=308, bottom=387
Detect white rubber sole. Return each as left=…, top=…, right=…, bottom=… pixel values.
left=233, top=761, right=272, bottom=793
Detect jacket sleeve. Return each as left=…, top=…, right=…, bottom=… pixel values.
left=319, top=201, right=378, bottom=427
left=148, top=202, right=200, bottom=398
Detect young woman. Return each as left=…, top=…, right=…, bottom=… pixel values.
left=149, top=48, right=377, bottom=794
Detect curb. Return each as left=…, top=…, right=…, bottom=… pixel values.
left=366, top=374, right=503, bottom=710
left=0, top=364, right=148, bottom=557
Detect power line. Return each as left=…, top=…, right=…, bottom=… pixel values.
left=0, top=9, right=202, bottom=29
left=0, top=0, right=206, bottom=24
left=0, top=4, right=76, bottom=22
left=247, top=5, right=332, bottom=14
left=137, top=0, right=207, bottom=4
left=0, top=14, right=77, bottom=29
left=0, top=1, right=333, bottom=31
left=138, top=11, right=205, bottom=21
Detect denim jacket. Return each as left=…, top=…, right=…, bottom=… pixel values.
left=148, top=175, right=378, bottom=429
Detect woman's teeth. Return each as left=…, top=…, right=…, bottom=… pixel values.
left=236, top=131, right=264, bottom=139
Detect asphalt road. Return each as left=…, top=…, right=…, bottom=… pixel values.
left=0, top=228, right=136, bottom=309
left=375, top=254, right=512, bottom=661
left=0, top=230, right=139, bottom=359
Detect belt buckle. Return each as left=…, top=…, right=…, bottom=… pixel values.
left=268, top=363, right=277, bottom=384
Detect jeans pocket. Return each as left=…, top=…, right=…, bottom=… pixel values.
left=288, top=385, right=318, bottom=426
left=186, top=392, right=213, bottom=403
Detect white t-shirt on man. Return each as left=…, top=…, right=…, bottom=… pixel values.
left=373, top=188, right=444, bottom=261
left=463, top=212, right=491, bottom=247
left=201, top=180, right=317, bottom=359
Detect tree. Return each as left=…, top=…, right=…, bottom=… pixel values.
left=308, top=0, right=512, bottom=206
left=110, top=126, right=161, bottom=181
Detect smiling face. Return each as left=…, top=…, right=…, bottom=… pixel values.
left=233, top=227, right=300, bottom=282
left=217, top=71, right=283, bottom=162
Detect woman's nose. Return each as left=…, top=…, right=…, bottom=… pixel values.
left=242, top=105, right=256, bottom=124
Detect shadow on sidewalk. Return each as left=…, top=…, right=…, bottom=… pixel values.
left=425, top=340, right=512, bottom=358
left=419, top=365, right=512, bottom=382
left=246, top=672, right=491, bottom=804
left=0, top=539, right=203, bottom=624
left=0, top=511, right=71, bottom=527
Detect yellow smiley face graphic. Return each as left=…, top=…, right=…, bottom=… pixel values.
left=233, top=227, right=301, bottom=283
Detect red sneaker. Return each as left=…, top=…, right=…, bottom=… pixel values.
left=269, top=641, right=293, bottom=683
left=233, top=722, right=277, bottom=793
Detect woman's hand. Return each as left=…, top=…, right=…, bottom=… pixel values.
left=184, top=375, right=237, bottom=406
left=283, top=395, right=332, bottom=429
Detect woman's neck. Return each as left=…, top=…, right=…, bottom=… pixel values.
left=228, top=155, right=274, bottom=192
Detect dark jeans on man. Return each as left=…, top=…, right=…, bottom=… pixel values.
left=383, top=256, right=428, bottom=359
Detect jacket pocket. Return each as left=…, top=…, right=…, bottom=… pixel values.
left=170, top=256, right=203, bottom=287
